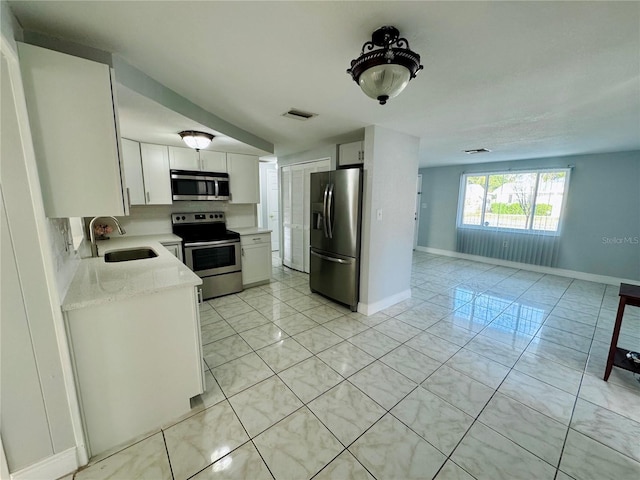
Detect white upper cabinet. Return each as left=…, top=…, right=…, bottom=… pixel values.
left=227, top=153, right=259, bottom=204
left=18, top=42, right=128, bottom=218
left=200, top=150, right=227, bottom=172
left=121, top=139, right=145, bottom=205
left=140, top=143, right=172, bottom=205
left=122, top=140, right=172, bottom=205
left=168, top=146, right=227, bottom=172
left=168, top=146, right=199, bottom=171
left=338, top=141, right=364, bottom=167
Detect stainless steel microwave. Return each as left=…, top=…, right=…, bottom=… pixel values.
left=170, top=170, right=230, bottom=201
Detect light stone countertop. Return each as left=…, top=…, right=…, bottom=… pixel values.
left=230, top=227, right=272, bottom=235
left=62, top=234, right=200, bottom=312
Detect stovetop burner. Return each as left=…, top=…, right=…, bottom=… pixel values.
left=171, top=212, right=240, bottom=243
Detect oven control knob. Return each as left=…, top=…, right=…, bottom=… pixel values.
left=210, top=215, right=213, bottom=218
left=181, top=216, right=186, bottom=220
left=175, top=216, right=180, bottom=221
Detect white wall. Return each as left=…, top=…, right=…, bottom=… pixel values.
left=359, top=126, right=420, bottom=314
left=112, top=203, right=256, bottom=236
left=1, top=10, right=82, bottom=475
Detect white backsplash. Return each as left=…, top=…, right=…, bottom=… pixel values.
left=118, top=203, right=257, bottom=236
left=47, top=217, right=80, bottom=301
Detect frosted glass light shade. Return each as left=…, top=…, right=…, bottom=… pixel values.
left=179, top=131, right=214, bottom=150
left=358, top=64, right=411, bottom=104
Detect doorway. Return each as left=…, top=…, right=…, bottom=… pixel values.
left=414, top=174, right=422, bottom=249
left=258, top=162, right=280, bottom=251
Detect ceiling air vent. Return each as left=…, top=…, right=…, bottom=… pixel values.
left=282, top=108, right=317, bottom=121
left=464, top=148, right=491, bottom=154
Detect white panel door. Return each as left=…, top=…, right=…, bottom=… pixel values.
left=266, top=168, right=280, bottom=251
left=228, top=153, right=259, bottom=204
left=18, top=42, right=126, bottom=217
left=121, top=139, right=145, bottom=205
left=414, top=174, right=422, bottom=249
left=168, top=146, right=199, bottom=171
left=200, top=150, right=227, bottom=172
left=281, top=166, right=292, bottom=267
left=140, top=143, right=172, bottom=205
left=290, top=165, right=305, bottom=271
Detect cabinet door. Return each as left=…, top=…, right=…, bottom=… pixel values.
left=140, top=144, right=172, bottom=205
left=168, top=146, right=199, bottom=171
left=18, top=42, right=126, bottom=217
left=200, top=150, right=227, bottom=172
left=338, top=141, right=364, bottom=167
left=121, top=139, right=146, bottom=205
left=241, top=243, right=271, bottom=285
left=281, top=166, right=293, bottom=267
left=161, top=242, right=183, bottom=262
left=227, top=153, right=259, bottom=203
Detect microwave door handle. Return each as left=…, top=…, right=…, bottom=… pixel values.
left=214, top=180, right=219, bottom=198
left=327, top=183, right=334, bottom=239
left=322, top=184, right=329, bottom=238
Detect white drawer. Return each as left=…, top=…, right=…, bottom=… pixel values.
left=240, top=234, right=270, bottom=246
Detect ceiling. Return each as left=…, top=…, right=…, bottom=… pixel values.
left=9, top=1, right=640, bottom=168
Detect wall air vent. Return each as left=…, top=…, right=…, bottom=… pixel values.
left=282, top=108, right=317, bottom=121
left=464, top=148, right=491, bottom=154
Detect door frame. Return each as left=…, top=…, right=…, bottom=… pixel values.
left=414, top=174, right=422, bottom=249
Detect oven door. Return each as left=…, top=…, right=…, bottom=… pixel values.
left=184, top=240, right=241, bottom=277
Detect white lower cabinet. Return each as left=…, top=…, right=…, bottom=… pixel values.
left=161, top=241, right=183, bottom=262
left=64, top=286, right=203, bottom=456
left=241, top=233, right=271, bottom=286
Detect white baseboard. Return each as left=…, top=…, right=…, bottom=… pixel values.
left=415, top=246, right=638, bottom=286
left=358, top=289, right=412, bottom=316
left=10, top=447, right=78, bottom=480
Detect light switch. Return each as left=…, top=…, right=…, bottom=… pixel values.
left=377, top=209, right=383, bottom=220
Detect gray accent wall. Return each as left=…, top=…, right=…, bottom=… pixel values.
left=418, top=151, right=640, bottom=280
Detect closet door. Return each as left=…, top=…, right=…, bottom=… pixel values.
left=281, top=159, right=331, bottom=273
left=289, top=165, right=305, bottom=271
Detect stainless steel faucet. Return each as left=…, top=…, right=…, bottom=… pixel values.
left=89, top=216, right=126, bottom=257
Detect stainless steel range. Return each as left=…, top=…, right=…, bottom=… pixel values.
left=172, top=212, right=242, bottom=300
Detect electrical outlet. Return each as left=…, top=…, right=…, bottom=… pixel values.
left=503, top=241, right=508, bottom=248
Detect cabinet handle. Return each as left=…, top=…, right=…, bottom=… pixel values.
left=126, top=187, right=131, bottom=210
left=197, top=288, right=203, bottom=304
left=146, top=191, right=150, bottom=203
left=242, top=247, right=245, bottom=256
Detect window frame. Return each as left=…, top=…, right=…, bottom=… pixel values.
left=456, top=167, right=571, bottom=236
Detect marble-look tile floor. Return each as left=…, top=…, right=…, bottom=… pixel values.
left=70, top=252, right=640, bottom=480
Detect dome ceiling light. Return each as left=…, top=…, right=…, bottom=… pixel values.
left=347, top=26, right=423, bottom=105
left=179, top=130, right=214, bottom=150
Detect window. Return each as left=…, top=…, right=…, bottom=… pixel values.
left=458, top=169, right=570, bottom=234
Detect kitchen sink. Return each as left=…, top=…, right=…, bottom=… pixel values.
left=104, top=248, right=158, bottom=262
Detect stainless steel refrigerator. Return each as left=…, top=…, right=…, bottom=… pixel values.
left=309, top=168, right=363, bottom=311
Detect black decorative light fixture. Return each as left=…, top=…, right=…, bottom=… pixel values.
left=179, top=130, right=214, bottom=150
left=347, top=26, right=423, bottom=105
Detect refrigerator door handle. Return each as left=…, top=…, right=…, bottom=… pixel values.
left=311, top=250, right=354, bottom=264
left=327, top=183, right=334, bottom=239
left=322, top=184, right=330, bottom=238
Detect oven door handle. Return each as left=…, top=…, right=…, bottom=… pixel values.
left=184, top=239, right=240, bottom=248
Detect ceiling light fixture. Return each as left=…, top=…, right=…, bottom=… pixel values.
left=179, top=130, right=214, bottom=150
left=347, top=26, right=423, bottom=105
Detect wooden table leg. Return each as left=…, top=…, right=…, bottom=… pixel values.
left=604, top=296, right=627, bottom=381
